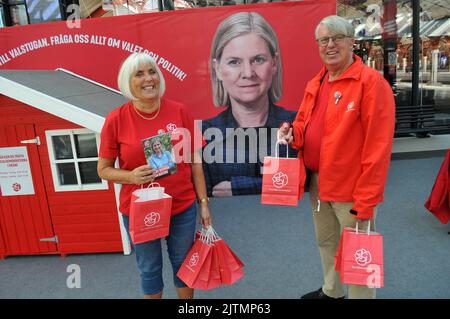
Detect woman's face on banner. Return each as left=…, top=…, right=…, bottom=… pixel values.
left=131, top=62, right=160, bottom=103
left=215, top=32, right=277, bottom=108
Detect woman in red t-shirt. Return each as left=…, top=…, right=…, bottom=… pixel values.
left=98, top=53, right=212, bottom=299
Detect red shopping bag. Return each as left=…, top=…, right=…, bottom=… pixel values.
left=129, top=191, right=172, bottom=245
left=207, top=245, right=223, bottom=290
left=190, top=246, right=213, bottom=290
left=177, top=235, right=212, bottom=288
left=179, top=226, right=244, bottom=289
left=339, top=223, right=384, bottom=288
left=191, top=244, right=223, bottom=290
left=214, top=238, right=245, bottom=285
left=261, top=143, right=300, bottom=206
left=334, top=228, right=351, bottom=272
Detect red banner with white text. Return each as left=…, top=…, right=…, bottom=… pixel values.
left=0, top=1, right=335, bottom=120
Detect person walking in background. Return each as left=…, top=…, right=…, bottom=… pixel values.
left=278, top=15, right=395, bottom=299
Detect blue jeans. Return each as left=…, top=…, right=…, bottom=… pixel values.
left=122, top=202, right=197, bottom=295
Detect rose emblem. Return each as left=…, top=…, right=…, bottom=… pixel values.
left=189, top=252, right=199, bottom=267
left=144, top=212, right=160, bottom=227
left=272, top=172, right=288, bottom=189
left=166, top=123, right=177, bottom=132
left=354, top=248, right=372, bottom=266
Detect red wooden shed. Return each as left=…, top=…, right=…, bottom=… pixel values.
left=0, top=69, right=131, bottom=258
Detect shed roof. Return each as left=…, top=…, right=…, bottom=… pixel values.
left=0, top=69, right=127, bottom=132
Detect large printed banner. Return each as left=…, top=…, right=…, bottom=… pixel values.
left=0, top=1, right=334, bottom=119
left=0, top=1, right=335, bottom=197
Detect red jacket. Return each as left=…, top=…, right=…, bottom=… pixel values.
left=425, top=149, right=450, bottom=224
left=292, top=55, right=395, bottom=219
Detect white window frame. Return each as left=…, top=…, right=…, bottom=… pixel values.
left=45, top=128, right=108, bottom=192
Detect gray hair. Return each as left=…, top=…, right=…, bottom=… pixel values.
left=210, top=11, right=282, bottom=108
left=315, top=15, right=355, bottom=39
left=117, top=52, right=166, bottom=101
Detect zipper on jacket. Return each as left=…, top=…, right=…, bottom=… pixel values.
left=316, top=79, right=335, bottom=205
left=305, top=71, right=328, bottom=211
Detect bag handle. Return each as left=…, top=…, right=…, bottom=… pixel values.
left=199, top=226, right=220, bottom=245
left=140, top=182, right=161, bottom=189
left=355, top=220, right=371, bottom=235
left=275, top=140, right=289, bottom=159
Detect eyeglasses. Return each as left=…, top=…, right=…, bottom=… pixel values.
left=316, top=34, right=349, bottom=47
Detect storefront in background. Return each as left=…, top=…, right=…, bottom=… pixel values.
left=0, top=0, right=104, bottom=25
left=337, top=0, right=450, bottom=134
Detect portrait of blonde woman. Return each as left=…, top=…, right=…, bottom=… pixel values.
left=202, top=11, right=297, bottom=197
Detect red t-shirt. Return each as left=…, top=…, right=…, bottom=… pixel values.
left=99, top=98, right=205, bottom=216
left=303, top=76, right=330, bottom=172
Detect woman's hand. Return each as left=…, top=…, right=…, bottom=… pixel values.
left=199, top=203, right=212, bottom=228
left=277, top=122, right=293, bottom=145
left=129, top=165, right=155, bottom=185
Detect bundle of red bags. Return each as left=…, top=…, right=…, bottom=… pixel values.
left=177, top=226, right=244, bottom=290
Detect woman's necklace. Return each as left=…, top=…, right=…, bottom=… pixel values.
left=133, top=101, right=161, bottom=120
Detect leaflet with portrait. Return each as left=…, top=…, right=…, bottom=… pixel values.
left=142, top=132, right=177, bottom=180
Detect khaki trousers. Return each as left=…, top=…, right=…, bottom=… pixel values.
left=309, top=173, right=376, bottom=299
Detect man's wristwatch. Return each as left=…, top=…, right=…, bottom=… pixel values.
left=197, top=197, right=209, bottom=205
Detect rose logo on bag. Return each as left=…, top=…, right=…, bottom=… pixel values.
left=189, top=252, right=199, bottom=267
left=272, top=171, right=288, bottom=189
left=354, top=248, right=372, bottom=266
left=144, top=212, right=160, bottom=227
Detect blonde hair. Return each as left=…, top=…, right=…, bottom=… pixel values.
left=117, top=53, right=166, bottom=101
left=210, top=12, right=282, bottom=107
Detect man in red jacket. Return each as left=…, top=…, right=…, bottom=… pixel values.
left=278, top=15, right=395, bottom=299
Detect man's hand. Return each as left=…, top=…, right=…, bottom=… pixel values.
left=277, top=122, right=293, bottom=145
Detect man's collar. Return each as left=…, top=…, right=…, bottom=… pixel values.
left=307, top=54, right=364, bottom=93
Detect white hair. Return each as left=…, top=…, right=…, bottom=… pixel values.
left=117, top=53, right=166, bottom=101
left=315, top=15, right=355, bottom=39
